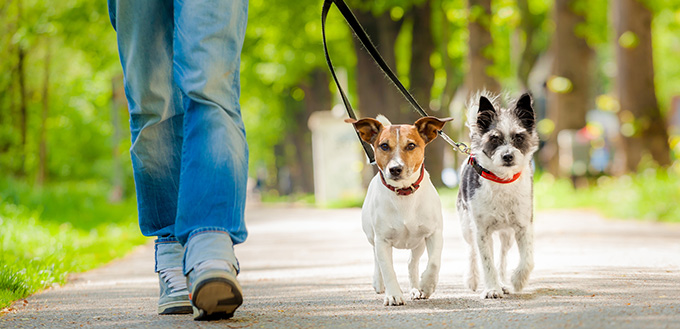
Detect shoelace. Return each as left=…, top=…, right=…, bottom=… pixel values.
left=160, top=267, right=188, bottom=296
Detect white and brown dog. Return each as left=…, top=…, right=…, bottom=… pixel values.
left=457, top=92, right=539, bottom=299
left=346, top=115, right=452, bottom=306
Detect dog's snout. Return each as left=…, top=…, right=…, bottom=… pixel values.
left=389, top=166, right=403, bottom=177
left=502, top=153, right=514, bottom=164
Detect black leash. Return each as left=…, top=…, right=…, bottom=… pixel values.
left=321, top=0, right=470, bottom=165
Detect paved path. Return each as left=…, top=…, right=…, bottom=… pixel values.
left=2, top=207, right=680, bottom=328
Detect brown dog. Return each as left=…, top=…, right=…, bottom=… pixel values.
left=345, top=115, right=452, bottom=306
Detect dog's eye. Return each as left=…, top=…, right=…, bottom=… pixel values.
left=405, top=143, right=416, bottom=150
left=379, top=143, right=390, bottom=151
left=514, top=134, right=524, bottom=143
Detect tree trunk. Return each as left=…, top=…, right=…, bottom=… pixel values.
left=353, top=9, right=405, bottom=121
left=409, top=0, right=444, bottom=187
left=467, top=0, right=500, bottom=94
left=614, top=0, right=671, bottom=170
left=17, top=0, right=27, bottom=176
left=544, top=0, right=593, bottom=176
left=352, top=8, right=405, bottom=184
left=110, top=74, right=126, bottom=202
left=437, top=0, right=460, bottom=113
left=516, top=0, right=544, bottom=90
left=0, top=2, right=13, bottom=155
left=37, top=39, right=50, bottom=186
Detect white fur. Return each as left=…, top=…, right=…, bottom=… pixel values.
left=362, top=153, right=443, bottom=306
left=376, top=114, right=392, bottom=126
left=457, top=91, right=537, bottom=299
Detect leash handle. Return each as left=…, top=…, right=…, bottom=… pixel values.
left=322, top=0, right=470, bottom=158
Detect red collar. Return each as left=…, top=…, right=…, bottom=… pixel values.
left=379, top=165, right=425, bottom=196
left=468, top=156, right=521, bottom=184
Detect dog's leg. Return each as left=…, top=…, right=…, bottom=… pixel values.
left=477, top=224, right=504, bottom=299
left=498, top=229, right=514, bottom=295
left=461, top=214, right=479, bottom=291
left=408, top=243, right=426, bottom=300
left=372, top=245, right=385, bottom=294
left=511, top=223, right=534, bottom=292
left=419, top=231, right=443, bottom=299
left=374, top=240, right=404, bottom=306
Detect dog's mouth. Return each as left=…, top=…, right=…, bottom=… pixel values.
left=386, top=173, right=402, bottom=181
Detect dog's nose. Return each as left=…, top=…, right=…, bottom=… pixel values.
left=502, top=153, right=514, bottom=163
left=389, top=166, right=402, bottom=177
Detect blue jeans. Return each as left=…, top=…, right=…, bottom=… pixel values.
left=108, top=0, right=248, bottom=275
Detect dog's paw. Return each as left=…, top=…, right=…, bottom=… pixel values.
left=511, top=266, right=532, bottom=292
left=481, top=288, right=504, bottom=299
left=501, top=286, right=510, bottom=295
left=419, top=282, right=436, bottom=299
left=373, top=276, right=385, bottom=294
left=465, top=274, right=478, bottom=292
left=373, top=283, right=385, bottom=294
left=383, top=294, right=405, bottom=306
left=410, top=288, right=427, bottom=300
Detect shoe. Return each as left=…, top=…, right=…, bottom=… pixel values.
left=187, top=260, right=243, bottom=321
left=158, top=267, right=192, bottom=314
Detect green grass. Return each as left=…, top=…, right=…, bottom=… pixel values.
left=439, top=167, right=680, bottom=223
left=0, top=179, right=148, bottom=309
left=534, top=168, right=680, bottom=222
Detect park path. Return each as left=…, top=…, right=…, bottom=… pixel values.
left=2, top=206, right=680, bottom=328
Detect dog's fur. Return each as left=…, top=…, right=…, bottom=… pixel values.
left=457, top=91, right=539, bottom=299
left=346, top=115, right=452, bottom=306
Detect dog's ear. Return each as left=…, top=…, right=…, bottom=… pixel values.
left=414, top=117, right=454, bottom=144
left=345, top=118, right=383, bottom=144
left=476, top=96, right=497, bottom=133
left=514, top=93, right=535, bottom=131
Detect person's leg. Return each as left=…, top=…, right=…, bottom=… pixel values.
left=108, top=0, right=190, bottom=314
left=172, top=0, right=249, bottom=320
left=171, top=0, right=249, bottom=319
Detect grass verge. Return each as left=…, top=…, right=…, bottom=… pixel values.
left=0, top=179, right=147, bottom=310
left=534, top=168, right=680, bottom=222
left=440, top=167, right=680, bottom=223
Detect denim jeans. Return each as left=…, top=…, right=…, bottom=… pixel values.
left=108, top=0, right=248, bottom=275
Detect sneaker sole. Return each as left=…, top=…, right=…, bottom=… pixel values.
left=158, top=300, right=193, bottom=315
left=191, top=275, right=243, bottom=321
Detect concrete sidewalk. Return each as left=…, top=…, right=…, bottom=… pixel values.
left=2, top=207, right=680, bottom=328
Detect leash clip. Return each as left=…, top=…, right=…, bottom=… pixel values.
left=454, top=142, right=471, bottom=155
left=438, top=130, right=471, bottom=155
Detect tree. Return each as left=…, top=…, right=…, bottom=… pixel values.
left=352, top=8, right=406, bottom=121
left=466, top=0, right=500, bottom=94
left=17, top=0, right=27, bottom=176
left=409, top=0, right=447, bottom=187
left=544, top=0, right=594, bottom=176
left=37, top=38, right=50, bottom=185
left=516, top=0, right=550, bottom=90
left=614, top=0, right=671, bottom=170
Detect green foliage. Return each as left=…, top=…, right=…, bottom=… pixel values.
left=439, top=168, right=680, bottom=223
left=0, top=178, right=147, bottom=309
left=652, top=6, right=680, bottom=115
left=535, top=169, right=680, bottom=222
left=0, top=0, right=126, bottom=183
left=2, top=0, right=678, bottom=187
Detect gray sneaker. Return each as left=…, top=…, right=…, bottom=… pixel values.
left=187, top=260, right=243, bottom=320
left=158, top=267, right=192, bottom=314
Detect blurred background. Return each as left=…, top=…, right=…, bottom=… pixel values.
left=1, top=0, right=679, bottom=309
